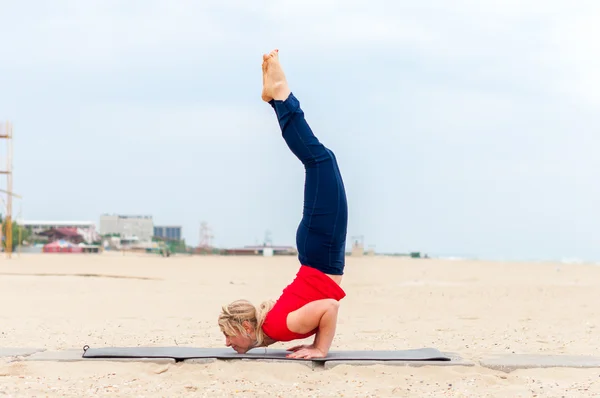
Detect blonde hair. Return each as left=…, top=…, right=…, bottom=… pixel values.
left=218, top=299, right=275, bottom=347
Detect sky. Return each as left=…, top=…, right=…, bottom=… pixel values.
left=0, top=0, right=599, bottom=262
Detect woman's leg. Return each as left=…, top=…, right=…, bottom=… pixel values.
left=269, top=94, right=348, bottom=275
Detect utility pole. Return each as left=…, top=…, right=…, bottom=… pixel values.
left=0, top=121, right=14, bottom=258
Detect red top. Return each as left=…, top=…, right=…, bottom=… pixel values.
left=262, top=265, right=346, bottom=342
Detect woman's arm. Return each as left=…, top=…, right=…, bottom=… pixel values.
left=285, top=299, right=340, bottom=358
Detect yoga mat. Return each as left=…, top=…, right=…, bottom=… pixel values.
left=81, top=345, right=451, bottom=362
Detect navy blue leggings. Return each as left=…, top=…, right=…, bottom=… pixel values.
left=269, top=93, right=348, bottom=275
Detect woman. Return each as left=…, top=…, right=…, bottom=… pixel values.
left=218, top=49, right=348, bottom=360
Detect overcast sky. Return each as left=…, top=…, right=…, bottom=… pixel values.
left=1, top=0, right=599, bottom=261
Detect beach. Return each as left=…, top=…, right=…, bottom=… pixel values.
left=1, top=253, right=598, bottom=397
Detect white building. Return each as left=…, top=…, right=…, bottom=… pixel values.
left=99, top=214, right=154, bottom=242
left=18, top=220, right=100, bottom=244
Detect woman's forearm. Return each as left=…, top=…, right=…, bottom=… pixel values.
left=312, top=301, right=340, bottom=355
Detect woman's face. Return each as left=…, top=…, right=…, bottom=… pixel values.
left=224, top=321, right=256, bottom=353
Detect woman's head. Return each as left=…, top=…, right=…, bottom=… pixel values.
left=218, top=299, right=274, bottom=353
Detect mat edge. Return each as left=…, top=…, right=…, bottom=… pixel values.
left=80, top=346, right=453, bottom=361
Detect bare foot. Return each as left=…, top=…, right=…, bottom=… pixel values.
left=261, top=53, right=270, bottom=101
left=261, top=49, right=291, bottom=102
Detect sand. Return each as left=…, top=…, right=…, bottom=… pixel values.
left=0, top=252, right=599, bottom=397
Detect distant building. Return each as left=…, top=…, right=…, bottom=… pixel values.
left=222, top=245, right=297, bottom=256
left=18, top=220, right=99, bottom=243
left=154, top=226, right=182, bottom=241
left=99, top=214, right=153, bottom=242
left=38, top=228, right=84, bottom=244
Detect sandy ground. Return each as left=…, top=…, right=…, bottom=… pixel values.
left=0, top=252, right=599, bottom=397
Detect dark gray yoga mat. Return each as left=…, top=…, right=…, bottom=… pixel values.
left=81, top=345, right=451, bottom=362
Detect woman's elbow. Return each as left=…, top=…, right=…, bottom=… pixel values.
left=324, top=299, right=340, bottom=314
left=314, top=299, right=340, bottom=321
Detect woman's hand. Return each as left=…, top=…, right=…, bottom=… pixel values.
left=286, top=344, right=327, bottom=359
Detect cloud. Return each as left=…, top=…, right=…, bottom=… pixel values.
left=261, top=0, right=600, bottom=109
left=2, top=0, right=597, bottom=110
left=545, top=14, right=600, bottom=109
left=1, top=0, right=257, bottom=70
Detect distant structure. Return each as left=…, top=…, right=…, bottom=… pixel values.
left=223, top=245, right=297, bottom=256
left=196, top=221, right=214, bottom=253
left=38, top=228, right=85, bottom=245
left=351, top=235, right=364, bottom=257
left=0, top=121, right=16, bottom=258
left=367, top=244, right=376, bottom=256
left=264, top=230, right=273, bottom=246
left=19, top=220, right=99, bottom=244
left=153, top=225, right=182, bottom=241
left=99, top=214, right=153, bottom=242
left=218, top=229, right=297, bottom=256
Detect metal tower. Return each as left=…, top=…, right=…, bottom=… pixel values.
left=198, top=221, right=214, bottom=253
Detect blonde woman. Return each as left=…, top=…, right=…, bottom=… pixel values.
left=218, top=50, right=348, bottom=360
